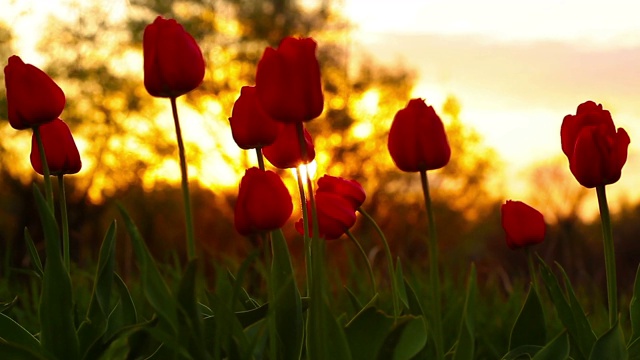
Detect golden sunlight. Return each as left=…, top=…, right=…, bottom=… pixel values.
left=290, top=160, right=318, bottom=183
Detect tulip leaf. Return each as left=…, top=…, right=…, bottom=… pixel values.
left=307, top=231, right=352, bottom=360
left=537, top=255, right=594, bottom=358
left=84, top=317, right=155, bottom=360
left=531, top=331, right=570, bottom=360
left=403, top=278, right=425, bottom=317
left=0, top=313, right=40, bottom=351
left=589, top=321, right=628, bottom=360
left=244, top=319, right=269, bottom=359
left=509, top=285, right=546, bottom=350
left=0, top=296, right=18, bottom=314
left=344, top=286, right=364, bottom=313
left=345, top=307, right=394, bottom=360
left=33, top=185, right=79, bottom=360
left=236, top=303, right=271, bottom=328
left=210, top=291, right=253, bottom=359
left=211, top=268, right=251, bottom=359
left=627, top=336, right=640, bottom=360
left=556, top=263, right=596, bottom=350
left=23, top=228, right=43, bottom=278
left=105, top=272, right=138, bottom=339
left=78, top=220, right=117, bottom=358
left=378, top=315, right=428, bottom=360
left=395, top=258, right=410, bottom=311
left=0, top=341, right=47, bottom=360
left=453, top=264, right=477, bottom=360
left=500, top=345, right=543, bottom=360
left=118, top=204, right=178, bottom=333
left=176, top=259, right=209, bottom=360
left=629, top=264, right=640, bottom=345
left=228, top=250, right=261, bottom=311
left=268, top=229, right=303, bottom=360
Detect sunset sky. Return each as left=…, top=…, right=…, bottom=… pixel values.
left=342, top=0, right=640, bottom=212
left=2, top=0, right=639, bottom=214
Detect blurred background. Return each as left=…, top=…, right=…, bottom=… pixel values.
left=0, top=0, right=639, bottom=299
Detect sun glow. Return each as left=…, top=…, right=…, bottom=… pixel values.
left=290, top=160, right=318, bottom=183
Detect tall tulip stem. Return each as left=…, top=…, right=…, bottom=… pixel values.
left=170, top=97, right=196, bottom=261
left=33, top=126, right=54, bottom=210
left=346, top=230, right=377, bottom=299
left=359, top=208, right=400, bottom=320
left=420, top=170, right=444, bottom=360
left=295, top=167, right=311, bottom=295
left=58, top=175, right=70, bottom=271
left=255, top=147, right=266, bottom=171
left=596, top=185, right=617, bottom=327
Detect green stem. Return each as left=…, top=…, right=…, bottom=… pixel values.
left=596, top=185, right=617, bottom=327
left=256, top=147, right=265, bottom=171
left=525, top=247, right=538, bottom=294
left=305, top=169, right=319, bottom=241
left=346, top=230, right=377, bottom=299
left=359, top=208, right=400, bottom=320
left=170, top=97, right=196, bottom=261
left=420, top=170, right=444, bottom=360
left=295, top=167, right=311, bottom=296
left=33, top=126, right=54, bottom=210
left=58, top=175, right=70, bottom=271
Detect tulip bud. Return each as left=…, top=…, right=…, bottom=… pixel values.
left=4, top=55, right=66, bottom=130
left=316, top=175, right=366, bottom=210
left=295, top=192, right=357, bottom=240
left=234, top=167, right=293, bottom=236
left=229, top=86, right=282, bottom=149
left=388, top=98, right=451, bottom=172
left=30, top=118, right=82, bottom=176
left=143, top=16, right=205, bottom=98
left=501, top=200, right=546, bottom=250
left=263, top=123, right=315, bottom=169
left=561, top=101, right=630, bottom=188
left=256, top=37, right=324, bottom=123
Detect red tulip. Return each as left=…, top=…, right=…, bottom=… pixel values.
left=234, top=167, right=293, bottom=236
left=229, top=86, right=282, bottom=149
left=295, top=192, right=357, bottom=240
left=30, top=118, right=82, bottom=176
left=501, top=200, right=545, bottom=250
left=388, top=98, right=451, bottom=172
left=263, top=123, right=315, bottom=169
left=316, top=175, right=366, bottom=210
left=561, top=101, right=630, bottom=188
left=143, top=16, right=205, bottom=98
left=256, top=37, right=323, bottom=123
left=4, top=55, right=65, bottom=130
